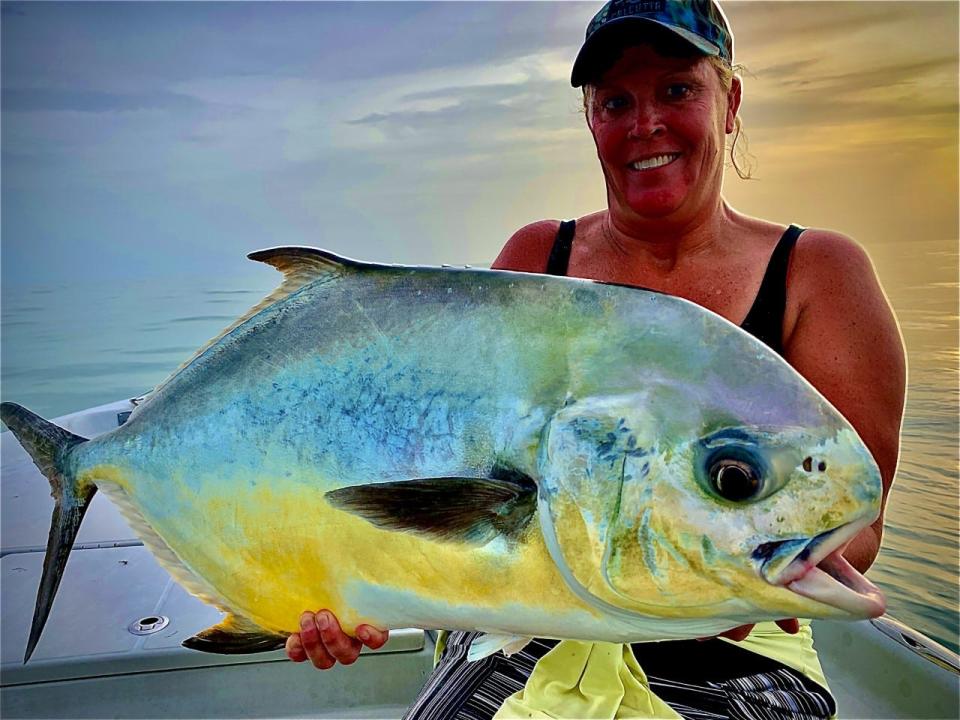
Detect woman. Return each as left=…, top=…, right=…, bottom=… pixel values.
left=286, top=1, right=906, bottom=717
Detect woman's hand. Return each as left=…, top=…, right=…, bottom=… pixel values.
left=285, top=610, right=389, bottom=669
left=705, top=618, right=800, bottom=642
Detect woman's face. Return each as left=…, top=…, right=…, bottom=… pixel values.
left=587, top=44, right=740, bottom=224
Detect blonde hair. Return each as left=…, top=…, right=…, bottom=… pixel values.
left=582, top=56, right=754, bottom=180
left=709, top=57, right=754, bottom=180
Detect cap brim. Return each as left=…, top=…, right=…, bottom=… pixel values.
left=570, top=17, right=720, bottom=87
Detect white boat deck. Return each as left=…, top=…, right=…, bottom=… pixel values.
left=1, top=400, right=956, bottom=718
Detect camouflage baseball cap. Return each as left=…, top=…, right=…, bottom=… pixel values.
left=571, top=0, right=734, bottom=87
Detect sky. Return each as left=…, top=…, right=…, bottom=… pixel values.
left=1, top=1, right=957, bottom=288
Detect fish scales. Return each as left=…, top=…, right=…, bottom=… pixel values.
left=1, top=248, right=886, bottom=661
left=77, top=269, right=622, bottom=632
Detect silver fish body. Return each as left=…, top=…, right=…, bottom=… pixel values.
left=2, top=247, right=885, bottom=660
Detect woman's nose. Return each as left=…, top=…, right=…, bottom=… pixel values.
left=627, top=102, right=666, bottom=139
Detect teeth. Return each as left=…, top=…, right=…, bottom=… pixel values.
left=630, top=154, right=679, bottom=170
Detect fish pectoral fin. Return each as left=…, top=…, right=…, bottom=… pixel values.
left=467, top=633, right=534, bottom=662
left=325, top=472, right=537, bottom=545
left=182, top=614, right=288, bottom=655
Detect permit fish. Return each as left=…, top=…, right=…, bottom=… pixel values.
left=2, top=247, right=885, bottom=663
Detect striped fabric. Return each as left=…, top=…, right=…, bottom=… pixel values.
left=403, top=632, right=835, bottom=720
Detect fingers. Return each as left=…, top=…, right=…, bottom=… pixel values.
left=285, top=632, right=307, bottom=662
left=288, top=610, right=389, bottom=670
left=718, top=624, right=754, bottom=642
left=298, top=611, right=337, bottom=669
left=316, top=610, right=363, bottom=665
left=776, top=618, right=800, bottom=634
left=357, top=624, right=390, bottom=650
left=700, top=619, right=799, bottom=643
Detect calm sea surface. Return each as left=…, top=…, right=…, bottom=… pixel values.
left=2, top=240, right=958, bottom=654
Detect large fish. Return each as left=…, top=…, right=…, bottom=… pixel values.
left=2, top=247, right=885, bottom=663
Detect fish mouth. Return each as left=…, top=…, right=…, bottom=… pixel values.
left=753, top=518, right=885, bottom=618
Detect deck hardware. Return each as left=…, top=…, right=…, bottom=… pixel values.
left=128, top=615, right=170, bottom=635
left=871, top=616, right=960, bottom=675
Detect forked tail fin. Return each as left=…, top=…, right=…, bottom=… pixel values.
left=1, top=402, right=92, bottom=663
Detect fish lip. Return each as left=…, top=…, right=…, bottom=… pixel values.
left=787, top=549, right=886, bottom=618
left=754, top=517, right=885, bottom=618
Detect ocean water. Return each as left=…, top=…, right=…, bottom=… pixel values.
left=1, top=243, right=958, bottom=655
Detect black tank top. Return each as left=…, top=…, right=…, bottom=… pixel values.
left=545, top=220, right=804, bottom=356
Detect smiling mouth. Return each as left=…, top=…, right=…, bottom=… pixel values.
left=629, top=153, right=681, bottom=171
left=753, top=518, right=885, bottom=618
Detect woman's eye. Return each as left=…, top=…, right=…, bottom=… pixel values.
left=601, top=95, right=629, bottom=111
left=665, top=84, right=692, bottom=100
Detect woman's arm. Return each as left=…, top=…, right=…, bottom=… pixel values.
left=782, top=229, right=906, bottom=573
left=711, top=230, right=903, bottom=642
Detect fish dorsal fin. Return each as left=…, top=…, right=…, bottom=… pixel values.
left=147, top=247, right=361, bottom=399
left=236, top=247, right=359, bottom=330
left=183, top=613, right=288, bottom=654
left=247, top=245, right=362, bottom=288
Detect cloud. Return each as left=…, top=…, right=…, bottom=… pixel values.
left=775, top=56, right=957, bottom=92
left=399, top=81, right=543, bottom=105
left=727, top=2, right=912, bottom=54
left=749, top=58, right=819, bottom=81
left=732, top=3, right=958, bottom=152
left=2, top=3, right=585, bottom=93
left=343, top=76, right=583, bottom=166
left=2, top=87, right=205, bottom=114
left=742, top=94, right=957, bottom=151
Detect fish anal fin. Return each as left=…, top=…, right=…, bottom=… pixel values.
left=325, top=474, right=537, bottom=545
left=183, top=614, right=288, bottom=655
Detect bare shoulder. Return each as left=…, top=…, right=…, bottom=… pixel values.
left=784, top=228, right=887, bottom=327
left=783, top=227, right=905, bottom=520
left=785, top=226, right=901, bottom=345
left=790, top=228, right=877, bottom=289
left=491, top=220, right=561, bottom=272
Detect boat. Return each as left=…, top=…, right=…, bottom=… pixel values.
left=2, top=399, right=957, bottom=718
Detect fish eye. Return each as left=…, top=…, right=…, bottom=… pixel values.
left=697, top=429, right=778, bottom=503
left=708, top=457, right=762, bottom=502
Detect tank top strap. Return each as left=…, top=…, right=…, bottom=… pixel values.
left=545, top=220, right=576, bottom=276
left=739, top=224, right=805, bottom=355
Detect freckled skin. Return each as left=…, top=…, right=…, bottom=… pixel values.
left=69, top=260, right=881, bottom=641
left=589, top=47, right=732, bottom=223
